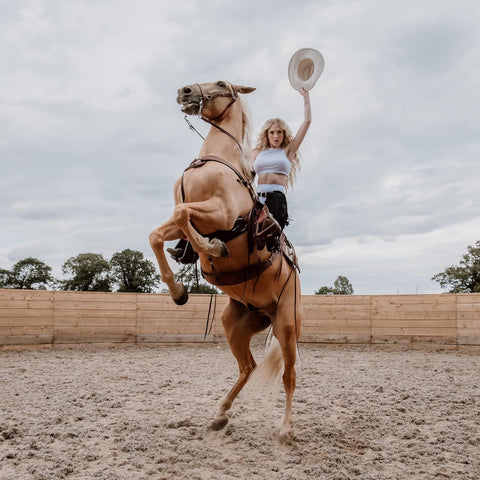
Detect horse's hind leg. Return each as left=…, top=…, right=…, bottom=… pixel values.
left=210, top=299, right=270, bottom=431
left=272, top=272, right=302, bottom=441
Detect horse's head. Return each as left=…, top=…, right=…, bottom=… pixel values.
left=176, top=80, right=255, bottom=120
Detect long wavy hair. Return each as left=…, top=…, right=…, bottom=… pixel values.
left=254, top=118, right=300, bottom=188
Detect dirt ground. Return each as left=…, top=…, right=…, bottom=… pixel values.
left=1, top=342, right=479, bottom=480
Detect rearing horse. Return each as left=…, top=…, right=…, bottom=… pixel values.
left=149, top=80, right=302, bottom=440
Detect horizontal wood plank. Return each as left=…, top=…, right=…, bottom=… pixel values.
left=54, top=301, right=136, bottom=311
left=53, top=291, right=137, bottom=302
left=54, top=333, right=136, bottom=344
left=371, top=295, right=456, bottom=305
left=0, top=334, right=53, bottom=345
left=372, top=327, right=457, bottom=336
left=372, top=335, right=457, bottom=345
left=0, top=290, right=53, bottom=301
left=300, top=334, right=371, bottom=344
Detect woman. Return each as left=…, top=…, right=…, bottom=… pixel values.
left=252, top=87, right=311, bottom=229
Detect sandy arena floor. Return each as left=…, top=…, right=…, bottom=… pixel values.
left=1, top=342, right=480, bottom=480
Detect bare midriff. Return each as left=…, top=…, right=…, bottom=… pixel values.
left=257, top=172, right=288, bottom=188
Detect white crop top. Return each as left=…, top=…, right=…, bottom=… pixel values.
left=254, top=148, right=291, bottom=177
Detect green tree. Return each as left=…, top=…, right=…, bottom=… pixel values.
left=315, top=275, right=354, bottom=295
left=110, top=249, right=161, bottom=293
left=0, top=268, right=11, bottom=287
left=60, top=253, right=112, bottom=291
left=174, top=263, right=217, bottom=294
left=432, top=240, right=480, bottom=293
left=315, top=285, right=334, bottom=295
left=0, top=257, right=54, bottom=289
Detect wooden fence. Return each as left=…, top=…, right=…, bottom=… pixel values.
left=0, top=289, right=479, bottom=347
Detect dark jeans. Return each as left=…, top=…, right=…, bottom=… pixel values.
left=264, top=191, right=289, bottom=230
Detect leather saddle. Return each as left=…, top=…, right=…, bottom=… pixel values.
left=168, top=201, right=283, bottom=264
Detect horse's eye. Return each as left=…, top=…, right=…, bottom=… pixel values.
left=217, top=81, right=226, bottom=88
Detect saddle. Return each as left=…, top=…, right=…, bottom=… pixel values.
left=169, top=201, right=282, bottom=264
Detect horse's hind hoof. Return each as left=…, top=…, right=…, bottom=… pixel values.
left=278, top=429, right=294, bottom=445
left=210, top=416, right=228, bottom=431
left=173, top=285, right=189, bottom=305
left=278, top=422, right=294, bottom=444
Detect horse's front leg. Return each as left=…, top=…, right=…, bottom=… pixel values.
left=173, top=199, right=231, bottom=258
left=149, top=216, right=189, bottom=305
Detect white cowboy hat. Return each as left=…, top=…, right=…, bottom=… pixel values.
left=288, top=48, right=325, bottom=91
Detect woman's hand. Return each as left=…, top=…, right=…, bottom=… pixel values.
left=299, top=87, right=309, bottom=100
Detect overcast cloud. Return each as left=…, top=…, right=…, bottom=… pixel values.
left=1, top=0, right=479, bottom=295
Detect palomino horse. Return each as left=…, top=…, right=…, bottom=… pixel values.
left=149, top=80, right=302, bottom=440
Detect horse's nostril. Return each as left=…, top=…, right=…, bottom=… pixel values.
left=183, top=87, right=192, bottom=94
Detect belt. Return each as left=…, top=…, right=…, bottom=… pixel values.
left=257, top=190, right=284, bottom=198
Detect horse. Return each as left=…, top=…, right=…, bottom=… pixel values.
left=149, top=80, right=302, bottom=441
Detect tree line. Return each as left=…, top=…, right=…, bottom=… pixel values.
left=0, top=250, right=160, bottom=293
left=1, top=241, right=479, bottom=294
left=0, top=249, right=217, bottom=294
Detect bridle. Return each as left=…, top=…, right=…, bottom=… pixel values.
left=197, top=82, right=238, bottom=121
left=183, top=83, right=243, bottom=152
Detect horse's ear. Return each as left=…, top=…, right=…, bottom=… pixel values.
left=234, top=85, right=256, bottom=95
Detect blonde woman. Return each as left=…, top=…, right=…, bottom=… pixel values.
left=252, top=87, right=311, bottom=229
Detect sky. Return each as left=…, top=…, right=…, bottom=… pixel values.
left=1, top=0, right=479, bottom=295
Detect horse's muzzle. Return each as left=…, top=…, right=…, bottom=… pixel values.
left=177, top=85, right=202, bottom=115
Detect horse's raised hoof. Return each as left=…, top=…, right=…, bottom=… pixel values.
left=209, top=415, right=229, bottom=431
left=173, top=284, right=189, bottom=305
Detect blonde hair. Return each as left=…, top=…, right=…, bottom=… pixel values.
left=255, top=118, right=300, bottom=188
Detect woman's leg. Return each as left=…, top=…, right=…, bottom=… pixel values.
left=265, top=191, right=289, bottom=230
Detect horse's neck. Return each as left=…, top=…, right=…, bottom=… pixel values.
left=199, top=132, right=241, bottom=163
left=199, top=112, right=244, bottom=166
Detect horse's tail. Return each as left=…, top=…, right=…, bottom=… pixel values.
left=247, top=332, right=284, bottom=400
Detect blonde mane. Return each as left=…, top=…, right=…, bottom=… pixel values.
left=239, top=96, right=254, bottom=181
